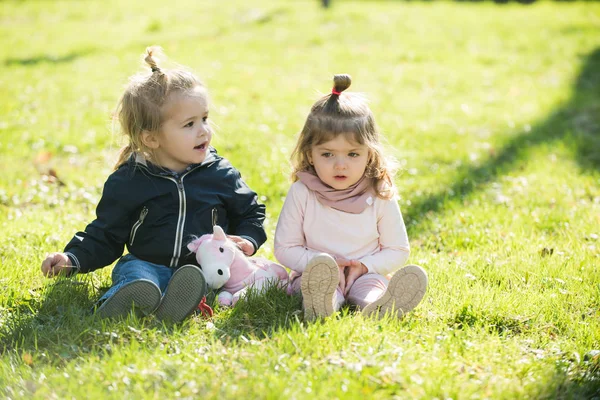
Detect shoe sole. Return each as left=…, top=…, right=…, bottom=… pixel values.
left=96, top=279, right=161, bottom=319
left=362, top=265, right=428, bottom=319
left=301, top=254, right=339, bottom=321
left=154, top=265, right=207, bottom=323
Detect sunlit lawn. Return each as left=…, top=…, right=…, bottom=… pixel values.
left=1, top=0, right=599, bottom=398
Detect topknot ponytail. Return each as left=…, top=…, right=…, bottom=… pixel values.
left=145, top=46, right=163, bottom=74
left=332, top=74, right=351, bottom=95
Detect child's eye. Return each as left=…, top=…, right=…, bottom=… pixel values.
left=184, top=121, right=194, bottom=128
left=349, top=152, right=360, bottom=158
left=321, top=152, right=333, bottom=158
left=202, top=116, right=208, bottom=122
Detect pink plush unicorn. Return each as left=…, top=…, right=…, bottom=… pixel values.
left=187, top=225, right=289, bottom=306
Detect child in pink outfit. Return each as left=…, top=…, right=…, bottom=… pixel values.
left=274, top=74, right=428, bottom=320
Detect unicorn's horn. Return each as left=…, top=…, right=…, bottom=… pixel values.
left=213, top=225, right=226, bottom=241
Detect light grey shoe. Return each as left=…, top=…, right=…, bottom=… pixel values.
left=96, top=279, right=161, bottom=319
left=154, top=264, right=207, bottom=323
left=362, top=265, right=428, bottom=319
left=301, top=254, right=340, bottom=321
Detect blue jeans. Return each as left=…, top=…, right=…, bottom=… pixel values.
left=98, top=254, right=175, bottom=304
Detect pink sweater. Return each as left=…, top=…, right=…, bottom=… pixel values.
left=274, top=181, right=410, bottom=276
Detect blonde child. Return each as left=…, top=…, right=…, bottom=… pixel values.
left=41, top=47, right=266, bottom=322
left=274, top=74, right=427, bottom=320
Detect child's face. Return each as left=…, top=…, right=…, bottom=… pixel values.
left=309, top=134, right=369, bottom=190
left=151, top=86, right=212, bottom=173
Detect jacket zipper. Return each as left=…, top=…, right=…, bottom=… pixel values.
left=138, top=163, right=204, bottom=267
left=129, top=206, right=148, bottom=246
left=170, top=177, right=186, bottom=267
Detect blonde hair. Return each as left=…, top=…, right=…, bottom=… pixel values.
left=291, top=74, right=397, bottom=199
left=114, top=46, right=206, bottom=169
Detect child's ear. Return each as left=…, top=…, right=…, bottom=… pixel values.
left=142, top=130, right=160, bottom=149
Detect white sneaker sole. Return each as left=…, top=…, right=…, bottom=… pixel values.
left=362, top=265, right=428, bottom=319
left=301, top=254, right=339, bottom=321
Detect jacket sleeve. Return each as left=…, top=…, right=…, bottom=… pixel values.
left=274, top=182, right=322, bottom=273
left=222, top=166, right=267, bottom=254
left=64, top=174, right=132, bottom=273
left=357, top=198, right=410, bottom=276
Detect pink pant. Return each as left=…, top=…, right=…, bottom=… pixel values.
left=288, top=270, right=389, bottom=310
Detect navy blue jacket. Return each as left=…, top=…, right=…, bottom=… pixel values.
left=64, top=148, right=266, bottom=273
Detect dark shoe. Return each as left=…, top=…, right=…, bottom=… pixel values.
left=362, top=265, right=428, bottom=319
left=300, top=254, right=339, bottom=321
left=154, top=265, right=207, bottom=323
left=96, top=279, right=161, bottom=319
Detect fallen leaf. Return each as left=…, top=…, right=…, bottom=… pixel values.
left=22, top=352, right=34, bottom=367
left=34, top=151, right=52, bottom=165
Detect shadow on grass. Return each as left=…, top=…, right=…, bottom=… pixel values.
left=211, top=283, right=303, bottom=341
left=0, top=277, right=96, bottom=353
left=445, top=304, right=600, bottom=396
left=4, top=48, right=95, bottom=67
left=550, top=367, right=600, bottom=399
left=404, top=47, right=600, bottom=232
left=0, top=276, right=202, bottom=359
left=0, top=276, right=300, bottom=356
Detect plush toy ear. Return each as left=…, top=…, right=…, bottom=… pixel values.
left=187, top=238, right=202, bottom=253
left=187, top=234, right=210, bottom=252
left=213, top=225, right=227, bottom=241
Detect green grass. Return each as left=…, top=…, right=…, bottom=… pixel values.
left=1, top=0, right=600, bottom=398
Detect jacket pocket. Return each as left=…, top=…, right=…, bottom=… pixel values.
left=129, top=206, right=149, bottom=246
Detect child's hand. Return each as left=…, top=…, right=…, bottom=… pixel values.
left=334, top=256, right=355, bottom=294
left=226, top=235, right=255, bottom=256
left=338, top=264, right=346, bottom=294
left=341, top=259, right=368, bottom=296
left=41, top=252, right=73, bottom=278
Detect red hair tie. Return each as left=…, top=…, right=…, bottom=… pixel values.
left=331, top=88, right=342, bottom=96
